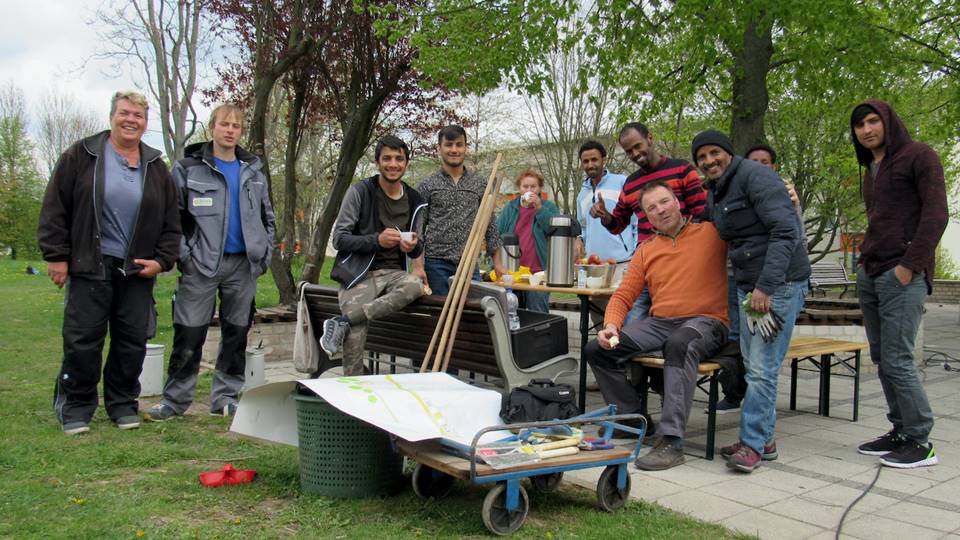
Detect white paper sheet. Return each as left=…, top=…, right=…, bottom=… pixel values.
left=230, top=373, right=507, bottom=447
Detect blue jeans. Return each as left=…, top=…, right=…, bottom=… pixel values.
left=737, top=280, right=808, bottom=454
left=424, top=258, right=480, bottom=296
left=858, top=268, right=933, bottom=443
left=521, top=291, right=551, bottom=314
left=622, top=288, right=651, bottom=326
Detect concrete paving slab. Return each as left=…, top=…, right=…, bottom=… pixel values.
left=720, top=508, right=824, bottom=540
left=881, top=501, right=960, bottom=533
left=840, top=514, right=944, bottom=540
left=763, top=495, right=864, bottom=530
left=798, top=483, right=898, bottom=514
left=656, top=489, right=752, bottom=521
left=700, top=479, right=795, bottom=507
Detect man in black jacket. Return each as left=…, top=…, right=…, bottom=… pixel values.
left=693, top=130, right=810, bottom=473
left=321, top=136, right=427, bottom=375
left=144, top=103, right=275, bottom=421
left=38, top=91, right=180, bottom=435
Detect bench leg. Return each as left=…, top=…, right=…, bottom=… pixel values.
left=705, top=373, right=718, bottom=461
left=578, top=295, right=590, bottom=413
left=819, top=354, right=831, bottom=417
left=790, top=359, right=798, bottom=411
left=637, top=366, right=649, bottom=420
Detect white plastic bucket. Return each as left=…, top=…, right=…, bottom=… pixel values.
left=243, top=347, right=266, bottom=391
left=140, top=343, right=165, bottom=397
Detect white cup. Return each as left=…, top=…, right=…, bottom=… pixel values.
left=502, top=274, right=515, bottom=286
left=528, top=275, right=542, bottom=287
left=586, top=276, right=603, bottom=289
left=400, top=231, right=414, bottom=242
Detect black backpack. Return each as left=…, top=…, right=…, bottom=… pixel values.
left=500, top=379, right=578, bottom=424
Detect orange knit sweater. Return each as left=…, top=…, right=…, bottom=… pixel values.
left=604, top=221, right=729, bottom=328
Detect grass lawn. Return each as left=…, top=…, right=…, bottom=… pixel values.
left=0, top=258, right=752, bottom=539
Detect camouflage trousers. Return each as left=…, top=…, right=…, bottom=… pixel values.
left=338, top=269, right=424, bottom=375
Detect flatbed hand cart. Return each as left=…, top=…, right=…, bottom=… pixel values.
left=397, top=407, right=646, bottom=536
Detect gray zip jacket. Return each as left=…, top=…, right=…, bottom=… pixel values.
left=173, top=142, right=276, bottom=277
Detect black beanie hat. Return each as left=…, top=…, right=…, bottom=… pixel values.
left=691, top=130, right=735, bottom=165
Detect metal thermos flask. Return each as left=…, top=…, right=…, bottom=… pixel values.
left=499, top=233, right=522, bottom=273
left=546, top=215, right=581, bottom=287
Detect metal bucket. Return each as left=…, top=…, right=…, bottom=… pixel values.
left=139, top=343, right=164, bottom=397
left=243, top=347, right=266, bottom=391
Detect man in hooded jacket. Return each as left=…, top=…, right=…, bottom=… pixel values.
left=849, top=100, right=947, bottom=469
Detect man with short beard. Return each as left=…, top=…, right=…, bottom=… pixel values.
left=412, top=125, right=507, bottom=295
left=320, top=136, right=427, bottom=375
left=849, top=100, right=947, bottom=469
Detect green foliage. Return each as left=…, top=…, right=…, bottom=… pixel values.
left=935, top=243, right=960, bottom=280
left=0, top=87, right=44, bottom=259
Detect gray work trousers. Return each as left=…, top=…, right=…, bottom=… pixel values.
left=338, top=269, right=423, bottom=375
left=858, top=268, right=934, bottom=443
left=161, top=253, right=257, bottom=414
left=584, top=315, right=727, bottom=440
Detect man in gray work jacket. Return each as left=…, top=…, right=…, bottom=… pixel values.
left=145, top=104, right=275, bottom=421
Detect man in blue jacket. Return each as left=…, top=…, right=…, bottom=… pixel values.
left=145, top=104, right=275, bottom=421
left=321, top=136, right=427, bottom=375
left=694, top=130, right=810, bottom=473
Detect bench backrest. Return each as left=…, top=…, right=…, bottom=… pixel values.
left=810, top=261, right=850, bottom=284
left=301, top=284, right=500, bottom=377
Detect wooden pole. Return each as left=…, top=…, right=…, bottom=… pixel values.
left=439, top=167, right=504, bottom=371
left=421, top=153, right=503, bottom=372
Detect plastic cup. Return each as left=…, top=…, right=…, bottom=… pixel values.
left=400, top=231, right=413, bottom=242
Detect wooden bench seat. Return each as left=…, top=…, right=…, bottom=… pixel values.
left=299, top=282, right=578, bottom=392
left=630, top=335, right=868, bottom=460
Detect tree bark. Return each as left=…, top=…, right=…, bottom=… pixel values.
left=300, top=96, right=386, bottom=284
left=729, top=15, right=773, bottom=153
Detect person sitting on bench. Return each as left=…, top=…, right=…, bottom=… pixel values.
left=321, top=136, right=427, bottom=375
left=583, top=181, right=729, bottom=471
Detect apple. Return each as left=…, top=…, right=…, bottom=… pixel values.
left=578, top=257, right=589, bottom=265
left=588, top=254, right=601, bottom=265
left=606, top=258, right=617, bottom=265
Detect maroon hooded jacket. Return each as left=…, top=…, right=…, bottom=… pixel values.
left=850, top=99, right=948, bottom=293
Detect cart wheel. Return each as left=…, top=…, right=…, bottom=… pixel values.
left=530, top=472, right=563, bottom=493
left=596, top=465, right=631, bottom=512
left=481, top=483, right=530, bottom=536
left=411, top=464, right=454, bottom=499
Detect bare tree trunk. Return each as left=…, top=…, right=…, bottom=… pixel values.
left=729, top=16, right=773, bottom=153
left=300, top=97, right=385, bottom=284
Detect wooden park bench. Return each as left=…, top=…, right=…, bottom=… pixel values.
left=810, top=260, right=856, bottom=298
left=299, top=282, right=578, bottom=392
left=630, top=335, right=868, bottom=460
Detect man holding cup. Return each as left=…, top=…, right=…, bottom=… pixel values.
left=320, top=136, right=428, bottom=375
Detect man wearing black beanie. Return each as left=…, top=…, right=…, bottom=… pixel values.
left=692, top=130, right=810, bottom=473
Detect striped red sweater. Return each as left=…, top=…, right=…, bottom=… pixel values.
left=604, top=157, right=706, bottom=242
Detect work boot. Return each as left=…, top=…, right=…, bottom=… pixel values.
left=634, top=438, right=685, bottom=471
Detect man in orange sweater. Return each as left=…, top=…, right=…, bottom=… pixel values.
left=584, top=181, right=729, bottom=471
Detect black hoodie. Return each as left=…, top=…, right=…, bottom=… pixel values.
left=850, top=99, right=948, bottom=293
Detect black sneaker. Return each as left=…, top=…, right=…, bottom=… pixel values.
left=143, top=403, right=179, bottom=422
left=705, top=397, right=740, bottom=415
left=879, top=440, right=938, bottom=469
left=320, top=317, right=350, bottom=358
left=857, top=430, right=907, bottom=456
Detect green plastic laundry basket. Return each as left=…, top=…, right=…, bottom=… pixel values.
left=294, top=392, right=403, bottom=498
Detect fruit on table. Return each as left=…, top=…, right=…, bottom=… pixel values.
left=588, top=254, right=602, bottom=264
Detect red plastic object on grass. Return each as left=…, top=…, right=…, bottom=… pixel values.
left=199, top=464, right=256, bottom=487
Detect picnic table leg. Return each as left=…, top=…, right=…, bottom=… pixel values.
left=706, top=372, right=718, bottom=460
left=853, top=351, right=861, bottom=422
left=790, top=358, right=798, bottom=411
left=819, top=354, right=831, bottom=417
left=578, top=294, right=590, bottom=413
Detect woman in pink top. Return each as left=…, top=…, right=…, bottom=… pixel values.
left=496, top=169, right=560, bottom=313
